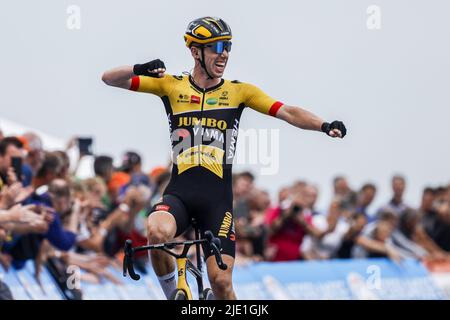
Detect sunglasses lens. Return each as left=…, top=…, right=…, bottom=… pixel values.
left=206, top=41, right=232, bottom=53
left=224, top=41, right=232, bottom=52
left=215, top=41, right=224, bottom=53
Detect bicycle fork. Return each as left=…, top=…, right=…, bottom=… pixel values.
left=176, top=253, right=205, bottom=300
left=176, top=257, right=193, bottom=300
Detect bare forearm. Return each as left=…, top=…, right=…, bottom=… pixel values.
left=356, top=236, right=389, bottom=254
left=101, top=65, right=134, bottom=88
left=6, top=223, right=36, bottom=234
left=0, top=211, right=20, bottom=224
left=413, top=227, right=444, bottom=254
left=66, top=212, right=80, bottom=234
left=277, top=105, right=324, bottom=131
left=0, top=211, right=13, bottom=224
left=78, top=236, right=104, bottom=253
left=65, top=251, right=92, bottom=267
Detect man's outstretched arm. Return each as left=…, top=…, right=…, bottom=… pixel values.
left=101, top=59, right=166, bottom=89
left=276, top=105, right=347, bottom=138
left=242, top=83, right=347, bottom=138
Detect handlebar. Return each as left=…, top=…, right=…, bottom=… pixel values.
left=204, top=231, right=228, bottom=271
left=122, top=230, right=227, bottom=281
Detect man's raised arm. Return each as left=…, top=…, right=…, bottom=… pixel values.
left=102, top=65, right=134, bottom=89
left=101, top=59, right=166, bottom=89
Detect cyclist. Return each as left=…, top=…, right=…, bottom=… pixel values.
left=102, top=16, right=347, bottom=300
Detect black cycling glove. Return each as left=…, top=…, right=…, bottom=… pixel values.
left=133, top=59, right=166, bottom=77
left=321, top=121, right=347, bottom=138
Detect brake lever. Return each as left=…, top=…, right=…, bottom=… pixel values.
left=211, top=242, right=228, bottom=270
left=204, top=231, right=228, bottom=271
left=123, top=239, right=141, bottom=281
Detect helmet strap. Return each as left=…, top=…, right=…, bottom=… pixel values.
left=199, top=47, right=214, bottom=80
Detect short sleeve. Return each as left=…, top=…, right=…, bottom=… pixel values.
left=129, top=75, right=174, bottom=97
left=242, top=83, right=284, bottom=117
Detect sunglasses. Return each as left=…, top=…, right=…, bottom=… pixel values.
left=204, top=41, right=232, bottom=54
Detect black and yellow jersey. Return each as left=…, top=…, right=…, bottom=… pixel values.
left=133, top=74, right=283, bottom=253
left=130, top=74, right=283, bottom=180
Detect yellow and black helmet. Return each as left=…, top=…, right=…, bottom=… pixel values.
left=184, top=17, right=232, bottom=47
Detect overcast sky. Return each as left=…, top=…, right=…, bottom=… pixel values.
left=1, top=0, right=449, bottom=212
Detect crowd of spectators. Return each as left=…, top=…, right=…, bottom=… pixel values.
left=233, top=173, right=450, bottom=265
left=0, top=132, right=170, bottom=299
left=1, top=129, right=450, bottom=299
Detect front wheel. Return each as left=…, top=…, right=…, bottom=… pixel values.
left=170, top=289, right=188, bottom=300
left=203, top=288, right=215, bottom=300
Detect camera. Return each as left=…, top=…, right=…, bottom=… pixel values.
left=77, top=137, right=93, bottom=155
left=291, top=205, right=303, bottom=215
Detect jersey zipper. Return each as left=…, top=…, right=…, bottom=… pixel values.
left=198, top=88, right=206, bottom=165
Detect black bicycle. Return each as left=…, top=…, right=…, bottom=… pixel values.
left=123, top=220, right=227, bottom=300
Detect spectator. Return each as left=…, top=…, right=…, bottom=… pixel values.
left=336, top=212, right=368, bottom=258
left=235, top=188, right=270, bottom=260
left=0, top=137, right=24, bottom=187
left=5, top=179, right=79, bottom=269
left=420, top=187, right=438, bottom=235
left=65, top=177, right=118, bottom=254
left=119, top=151, right=150, bottom=187
left=378, top=175, right=410, bottom=217
left=302, top=185, right=320, bottom=216
left=420, top=186, right=450, bottom=252
left=107, top=171, right=130, bottom=206
left=290, top=180, right=307, bottom=196
left=94, top=155, right=114, bottom=185
left=265, top=186, right=336, bottom=262
left=232, top=171, right=255, bottom=220
left=355, top=183, right=377, bottom=220
left=46, top=179, right=78, bottom=250
left=106, top=185, right=152, bottom=259
left=277, top=186, right=290, bottom=205
left=233, top=171, right=255, bottom=199
left=84, top=177, right=108, bottom=219
left=302, top=189, right=369, bottom=261
left=53, top=151, right=71, bottom=180
left=352, top=211, right=404, bottom=261
left=398, top=208, right=449, bottom=260
left=354, top=208, right=433, bottom=262
left=32, top=152, right=63, bottom=190
left=21, top=132, right=44, bottom=176
left=302, top=198, right=350, bottom=260
left=435, top=186, right=448, bottom=203
left=333, top=176, right=357, bottom=212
